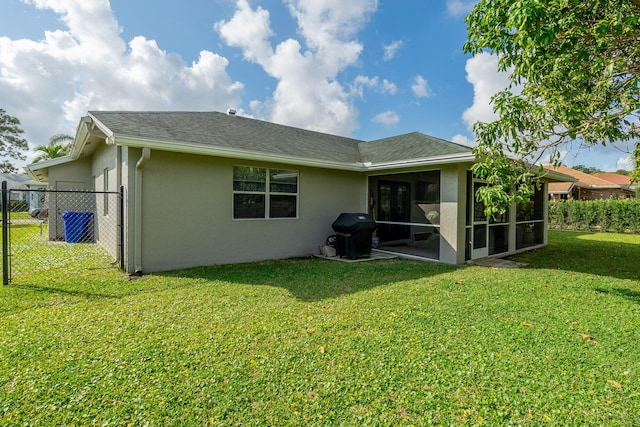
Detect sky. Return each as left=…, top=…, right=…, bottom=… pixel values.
left=0, top=0, right=635, bottom=172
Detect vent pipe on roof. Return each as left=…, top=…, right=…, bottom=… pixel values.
left=227, top=108, right=236, bottom=116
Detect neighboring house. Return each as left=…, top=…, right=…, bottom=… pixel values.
left=547, top=165, right=636, bottom=201
left=25, top=111, right=567, bottom=274
left=0, top=173, right=47, bottom=209
left=592, top=172, right=637, bottom=193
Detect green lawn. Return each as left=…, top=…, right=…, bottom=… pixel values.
left=1, top=231, right=639, bottom=425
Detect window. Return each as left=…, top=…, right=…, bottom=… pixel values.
left=233, top=166, right=298, bottom=219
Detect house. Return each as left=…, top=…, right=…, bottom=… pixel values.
left=0, top=173, right=47, bottom=210
left=547, top=165, right=636, bottom=201
left=25, top=111, right=567, bottom=274
left=592, top=172, right=637, bottom=193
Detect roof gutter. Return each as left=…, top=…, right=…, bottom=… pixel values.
left=113, top=136, right=479, bottom=172
left=24, top=155, right=75, bottom=182
left=363, top=153, right=476, bottom=171
left=587, top=185, right=621, bottom=189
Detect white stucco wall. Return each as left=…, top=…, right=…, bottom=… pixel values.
left=439, top=163, right=469, bottom=264
left=134, top=150, right=366, bottom=272
left=90, top=144, right=119, bottom=259
left=46, top=158, right=93, bottom=241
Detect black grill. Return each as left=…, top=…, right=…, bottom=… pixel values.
left=331, top=213, right=376, bottom=259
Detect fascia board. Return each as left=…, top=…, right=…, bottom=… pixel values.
left=26, top=155, right=74, bottom=171
left=363, top=153, right=476, bottom=171
left=69, top=117, right=91, bottom=159
left=24, top=156, right=74, bottom=182
left=115, top=136, right=478, bottom=172
left=538, top=170, right=577, bottom=182
left=114, top=136, right=366, bottom=172
left=588, top=185, right=621, bottom=189
left=87, top=112, right=115, bottom=144
left=68, top=114, right=113, bottom=160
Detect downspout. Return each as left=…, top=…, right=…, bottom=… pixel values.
left=134, top=148, right=151, bottom=275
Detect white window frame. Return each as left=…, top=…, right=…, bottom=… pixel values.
left=232, top=166, right=299, bottom=220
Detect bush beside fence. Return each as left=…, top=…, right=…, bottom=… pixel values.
left=549, top=199, right=640, bottom=233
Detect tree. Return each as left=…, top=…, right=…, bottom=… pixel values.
left=0, top=109, right=29, bottom=172
left=0, top=161, right=18, bottom=173
left=573, top=165, right=604, bottom=174
left=33, top=134, right=73, bottom=163
left=464, top=0, right=640, bottom=216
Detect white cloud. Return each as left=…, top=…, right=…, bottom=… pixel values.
left=213, top=0, right=273, bottom=63
left=616, top=156, right=634, bottom=171
left=446, top=0, right=477, bottom=17
left=0, top=0, right=243, bottom=151
left=383, top=40, right=403, bottom=61
left=351, top=75, right=397, bottom=97
left=216, top=0, right=378, bottom=136
left=451, top=134, right=476, bottom=147
left=539, top=149, right=569, bottom=166
left=381, top=79, right=397, bottom=95
left=2, top=0, right=380, bottom=158
left=372, top=110, right=399, bottom=127
left=411, top=75, right=433, bottom=99
left=461, top=52, right=512, bottom=131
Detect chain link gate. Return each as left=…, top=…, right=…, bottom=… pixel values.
left=1, top=181, right=124, bottom=285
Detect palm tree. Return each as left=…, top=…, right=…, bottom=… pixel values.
left=33, top=134, right=73, bottom=163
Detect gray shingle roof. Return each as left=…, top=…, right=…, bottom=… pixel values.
left=359, top=132, right=472, bottom=164
left=90, top=111, right=363, bottom=164
left=0, top=173, right=32, bottom=189
left=88, top=111, right=473, bottom=166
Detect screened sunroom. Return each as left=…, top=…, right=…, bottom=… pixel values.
left=368, top=170, right=442, bottom=260
left=368, top=169, right=549, bottom=263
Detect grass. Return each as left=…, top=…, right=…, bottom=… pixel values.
left=1, top=230, right=639, bottom=425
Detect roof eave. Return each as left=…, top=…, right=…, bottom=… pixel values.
left=364, top=153, right=476, bottom=171
left=24, top=155, right=75, bottom=182
left=588, top=185, right=623, bottom=189
left=69, top=114, right=112, bottom=160
left=539, top=169, right=578, bottom=182
left=115, top=136, right=366, bottom=172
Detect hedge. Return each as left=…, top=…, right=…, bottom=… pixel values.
left=548, top=199, right=640, bottom=233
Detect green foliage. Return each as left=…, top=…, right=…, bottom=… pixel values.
left=7, top=200, right=28, bottom=212
left=0, top=108, right=28, bottom=162
left=32, top=134, right=73, bottom=163
left=632, top=143, right=640, bottom=184
left=1, top=229, right=640, bottom=425
left=471, top=152, right=536, bottom=218
left=464, top=0, right=640, bottom=214
left=573, top=164, right=605, bottom=174
left=549, top=199, right=640, bottom=233
left=0, top=160, right=18, bottom=173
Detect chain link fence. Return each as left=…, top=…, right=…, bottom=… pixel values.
left=1, top=183, right=123, bottom=284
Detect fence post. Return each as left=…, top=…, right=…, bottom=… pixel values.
left=2, top=181, right=8, bottom=285
left=119, top=185, right=125, bottom=270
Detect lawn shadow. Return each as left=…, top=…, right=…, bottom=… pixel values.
left=594, top=287, right=640, bottom=305
left=12, top=283, right=125, bottom=300
left=156, top=257, right=462, bottom=302
left=511, top=231, right=640, bottom=281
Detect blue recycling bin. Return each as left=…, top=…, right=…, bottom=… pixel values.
left=61, top=211, right=94, bottom=243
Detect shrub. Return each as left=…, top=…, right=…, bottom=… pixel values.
left=549, top=199, right=640, bottom=233
left=7, top=200, right=28, bottom=212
